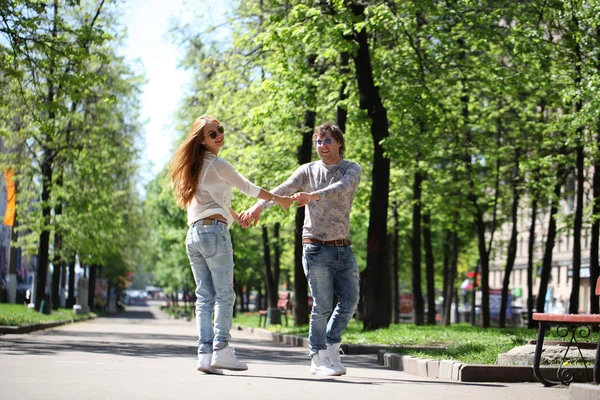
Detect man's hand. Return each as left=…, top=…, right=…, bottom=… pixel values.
left=292, top=192, right=311, bottom=207
left=239, top=204, right=263, bottom=227
left=275, top=195, right=294, bottom=210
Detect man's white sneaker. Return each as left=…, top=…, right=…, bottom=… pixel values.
left=310, top=349, right=342, bottom=376
left=197, top=353, right=224, bottom=375
left=327, top=342, right=347, bottom=375
left=211, top=346, right=248, bottom=371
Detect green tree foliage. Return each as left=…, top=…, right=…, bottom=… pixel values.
left=147, top=0, right=600, bottom=329
left=1, top=0, right=145, bottom=309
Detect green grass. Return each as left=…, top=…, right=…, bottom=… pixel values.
left=232, top=312, right=599, bottom=365
left=0, top=304, right=95, bottom=326
left=161, top=304, right=194, bottom=321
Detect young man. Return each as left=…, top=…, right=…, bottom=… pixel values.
left=240, top=123, right=362, bottom=376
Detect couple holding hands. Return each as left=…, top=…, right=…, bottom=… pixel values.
left=169, top=116, right=362, bottom=377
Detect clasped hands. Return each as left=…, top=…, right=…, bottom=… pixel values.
left=237, top=192, right=312, bottom=228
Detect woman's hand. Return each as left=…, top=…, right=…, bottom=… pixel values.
left=239, top=204, right=262, bottom=227
left=230, top=207, right=250, bottom=228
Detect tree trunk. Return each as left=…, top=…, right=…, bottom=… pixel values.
left=390, top=201, right=400, bottom=323
left=51, top=171, right=63, bottom=310
left=273, top=222, right=281, bottom=293
left=473, top=214, right=490, bottom=328
left=262, top=226, right=277, bottom=308
left=66, top=254, right=76, bottom=308
left=35, top=153, right=53, bottom=311
left=450, top=232, right=459, bottom=324
left=351, top=3, right=391, bottom=330
left=590, top=28, right=600, bottom=317
left=536, top=181, right=562, bottom=314
left=441, top=230, right=452, bottom=326
left=471, top=263, right=479, bottom=326
left=59, top=261, right=66, bottom=308
left=527, top=197, right=538, bottom=328
left=293, top=103, right=315, bottom=325
left=568, top=3, right=585, bottom=315
left=591, top=125, right=600, bottom=315
left=500, top=163, right=521, bottom=328
left=8, top=195, right=19, bottom=299
left=88, top=264, right=97, bottom=310
left=423, top=207, right=436, bottom=325
left=411, top=166, right=424, bottom=325
left=336, top=52, right=350, bottom=133
left=569, top=141, right=584, bottom=314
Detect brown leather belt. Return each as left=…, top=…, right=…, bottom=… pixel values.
left=192, top=217, right=227, bottom=226
left=303, top=238, right=352, bottom=247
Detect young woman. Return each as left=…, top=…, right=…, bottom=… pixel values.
left=169, top=115, right=292, bottom=374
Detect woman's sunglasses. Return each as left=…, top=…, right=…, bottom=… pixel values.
left=207, top=125, right=225, bottom=139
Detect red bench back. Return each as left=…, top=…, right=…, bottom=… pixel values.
left=596, top=276, right=600, bottom=296
left=277, top=292, right=291, bottom=311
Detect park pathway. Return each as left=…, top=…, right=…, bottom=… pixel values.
left=0, top=303, right=569, bottom=400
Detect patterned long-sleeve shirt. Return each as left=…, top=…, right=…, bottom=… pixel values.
left=258, top=159, right=362, bottom=241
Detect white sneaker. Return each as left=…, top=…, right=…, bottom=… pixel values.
left=310, top=349, right=342, bottom=376
left=327, top=342, right=347, bottom=375
left=197, top=353, right=223, bottom=375
left=211, top=346, right=248, bottom=371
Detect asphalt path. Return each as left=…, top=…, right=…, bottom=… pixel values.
left=0, top=303, right=569, bottom=400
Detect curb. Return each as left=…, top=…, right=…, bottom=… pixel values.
left=0, top=315, right=96, bottom=334
left=376, top=351, right=593, bottom=383
left=237, top=325, right=594, bottom=384
left=570, top=383, right=600, bottom=400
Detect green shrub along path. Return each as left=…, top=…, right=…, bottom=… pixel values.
left=0, top=304, right=95, bottom=327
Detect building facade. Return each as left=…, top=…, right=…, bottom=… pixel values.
left=490, top=171, right=598, bottom=314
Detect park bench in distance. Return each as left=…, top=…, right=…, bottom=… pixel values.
left=258, top=292, right=292, bottom=328
left=532, top=276, right=600, bottom=386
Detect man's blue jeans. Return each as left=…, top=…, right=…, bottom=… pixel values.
left=302, top=243, right=360, bottom=356
left=186, top=222, right=235, bottom=354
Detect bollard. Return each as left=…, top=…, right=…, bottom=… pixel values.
left=40, top=299, right=51, bottom=315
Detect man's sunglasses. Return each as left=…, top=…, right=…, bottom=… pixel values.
left=207, top=125, right=225, bottom=139
left=315, top=137, right=334, bottom=146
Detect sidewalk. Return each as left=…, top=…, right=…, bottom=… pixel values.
left=0, top=304, right=570, bottom=400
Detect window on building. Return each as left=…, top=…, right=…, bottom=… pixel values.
left=519, top=237, right=523, bottom=257
left=564, top=172, right=576, bottom=215
left=585, top=229, right=589, bottom=249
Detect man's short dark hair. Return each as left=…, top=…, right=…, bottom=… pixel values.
left=313, top=123, right=345, bottom=158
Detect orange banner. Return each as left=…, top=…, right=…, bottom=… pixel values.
left=3, top=169, right=15, bottom=227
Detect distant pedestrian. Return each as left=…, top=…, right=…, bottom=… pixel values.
left=240, top=123, right=361, bottom=376
left=169, top=115, right=293, bottom=374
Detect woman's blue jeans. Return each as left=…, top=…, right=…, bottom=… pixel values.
left=186, top=222, right=235, bottom=354
left=302, top=243, right=360, bottom=356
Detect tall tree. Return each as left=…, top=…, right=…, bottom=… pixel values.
left=349, top=2, right=391, bottom=330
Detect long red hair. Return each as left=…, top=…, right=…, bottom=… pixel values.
left=169, top=116, right=216, bottom=209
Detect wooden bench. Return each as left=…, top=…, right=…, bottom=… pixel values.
left=258, top=292, right=291, bottom=328
left=532, top=276, right=600, bottom=386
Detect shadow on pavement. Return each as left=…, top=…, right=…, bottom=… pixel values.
left=101, top=310, right=157, bottom=319
left=225, top=373, right=508, bottom=388
left=99, top=305, right=159, bottom=320
left=0, top=338, right=307, bottom=365
left=41, top=330, right=197, bottom=342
